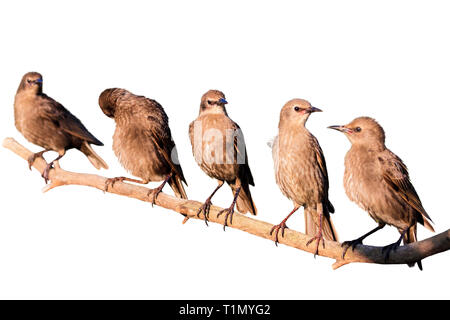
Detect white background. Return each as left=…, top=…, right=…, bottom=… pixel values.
left=0, top=1, right=448, bottom=299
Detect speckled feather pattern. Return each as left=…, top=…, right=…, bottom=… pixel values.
left=100, top=88, right=186, bottom=185
left=14, top=72, right=106, bottom=170
left=272, top=98, right=337, bottom=241
left=188, top=89, right=256, bottom=214
left=273, top=128, right=327, bottom=208
left=189, top=113, right=242, bottom=183
left=337, top=116, right=434, bottom=250
left=344, top=145, right=424, bottom=230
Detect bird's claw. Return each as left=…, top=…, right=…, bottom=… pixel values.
left=27, top=150, right=47, bottom=171
left=270, top=222, right=289, bottom=247
left=149, top=186, right=164, bottom=207
left=381, top=239, right=402, bottom=262
left=41, top=162, right=54, bottom=184
left=27, top=154, right=38, bottom=170
left=104, top=177, right=125, bottom=191
left=341, top=238, right=364, bottom=259
left=217, top=207, right=235, bottom=231
left=306, top=233, right=325, bottom=257
left=196, top=200, right=212, bottom=226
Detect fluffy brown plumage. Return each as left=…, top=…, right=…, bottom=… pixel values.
left=98, top=88, right=187, bottom=202
left=271, top=99, right=338, bottom=254
left=329, top=116, right=434, bottom=269
left=14, top=72, right=107, bottom=183
left=189, top=90, right=256, bottom=228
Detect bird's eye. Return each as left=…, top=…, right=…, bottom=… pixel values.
left=207, top=100, right=212, bottom=105
left=294, top=106, right=300, bottom=112
left=27, top=79, right=32, bottom=84
left=355, top=127, right=362, bottom=132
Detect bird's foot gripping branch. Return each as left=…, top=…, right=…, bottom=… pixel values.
left=3, top=137, right=450, bottom=270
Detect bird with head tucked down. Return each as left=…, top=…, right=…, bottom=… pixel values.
left=98, top=88, right=187, bottom=203
left=329, top=117, right=434, bottom=269
left=271, top=98, right=338, bottom=255
left=14, top=72, right=108, bottom=183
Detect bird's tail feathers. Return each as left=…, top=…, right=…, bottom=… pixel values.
left=232, top=183, right=257, bottom=215
left=423, top=217, right=435, bottom=233
left=168, top=174, right=188, bottom=199
left=304, top=206, right=339, bottom=242
left=404, top=224, right=423, bottom=270
left=80, top=141, right=108, bottom=170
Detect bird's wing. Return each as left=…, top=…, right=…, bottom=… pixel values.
left=232, top=122, right=255, bottom=186
left=39, top=94, right=103, bottom=145
left=312, top=135, right=334, bottom=213
left=381, top=151, right=433, bottom=227
left=143, top=100, right=187, bottom=185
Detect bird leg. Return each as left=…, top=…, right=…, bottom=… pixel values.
left=306, top=214, right=324, bottom=257
left=148, top=173, right=173, bottom=206
left=217, top=186, right=241, bottom=231
left=104, top=176, right=148, bottom=191
left=270, top=206, right=300, bottom=247
left=27, top=149, right=49, bottom=170
left=381, top=225, right=412, bottom=263
left=341, top=224, right=385, bottom=259
left=306, top=204, right=326, bottom=257
left=197, top=181, right=224, bottom=226
left=42, top=154, right=64, bottom=184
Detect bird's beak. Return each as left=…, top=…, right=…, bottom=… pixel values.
left=219, top=98, right=228, bottom=104
left=328, top=125, right=351, bottom=133
left=308, top=106, right=322, bottom=113
left=34, top=79, right=43, bottom=84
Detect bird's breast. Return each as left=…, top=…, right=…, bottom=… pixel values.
left=113, top=126, right=169, bottom=182
left=273, top=134, right=325, bottom=205
left=190, top=115, right=240, bottom=181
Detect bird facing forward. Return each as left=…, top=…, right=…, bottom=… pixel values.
left=189, top=90, right=257, bottom=229
left=329, top=117, right=434, bottom=269
left=271, top=99, right=338, bottom=255
left=98, top=88, right=187, bottom=203
left=14, top=72, right=108, bottom=183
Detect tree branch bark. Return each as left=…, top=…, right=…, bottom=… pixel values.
left=3, top=137, right=449, bottom=269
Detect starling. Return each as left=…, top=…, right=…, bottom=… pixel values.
left=189, top=90, right=256, bottom=228
left=329, top=117, right=434, bottom=269
left=98, top=88, right=187, bottom=203
left=14, top=72, right=108, bottom=183
left=271, top=99, right=338, bottom=255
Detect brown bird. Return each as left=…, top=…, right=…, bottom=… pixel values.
left=271, top=99, right=338, bottom=255
left=189, top=90, right=256, bottom=229
left=329, top=117, right=434, bottom=269
left=14, top=72, right=108, bottom=183
left=98, top=88, right=187, bottom=203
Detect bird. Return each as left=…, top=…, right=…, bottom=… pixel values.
left=98, top=88, right=187, bottom=203
left=14, top=72, right=108, bottom=183
left=271, top=99, right=338, bottom=255
left=189, top=90, right=256, bottom=229
left=328, top=117, right=434, bottom=269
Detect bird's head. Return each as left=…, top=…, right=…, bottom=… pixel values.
left=199, top=90, right=228, bottom=115
left=279, top=98, right=322, bottom=128
left=98, top=88, right=123, bottom=118
left=18, top=72, right=43, bottom=94
left=328, top=116, right=386, bottom=147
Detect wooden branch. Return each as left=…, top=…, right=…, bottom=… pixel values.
left=3, top=137, right=450, bottom=269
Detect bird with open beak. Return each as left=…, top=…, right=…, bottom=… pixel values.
left=329, top=117, right=434, bottom=269
left=271, top=99, right=338, bottom=256
left=14, top=72, right=108, bottom=183
left=189, top=90, right=257, bottom=229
